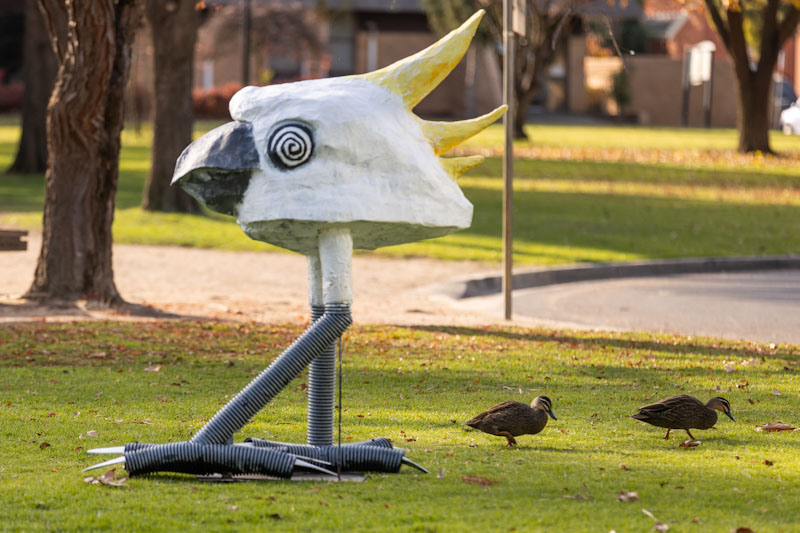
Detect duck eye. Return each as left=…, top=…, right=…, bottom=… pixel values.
left=268, top=122, right=314, bottom=170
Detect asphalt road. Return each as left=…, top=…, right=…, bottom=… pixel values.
left=508, top=269, right=800, bottom=345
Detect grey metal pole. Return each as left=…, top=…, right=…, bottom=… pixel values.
left=242, top=0, right=251, bottom=85
left=703, top=51, right=714, bottom=128
left=502, top=0, right=515, bottom=320
left=681, top=48, right=690, bottom=127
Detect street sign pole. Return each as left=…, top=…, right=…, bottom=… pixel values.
left=503, top=0, right=517, bottom=320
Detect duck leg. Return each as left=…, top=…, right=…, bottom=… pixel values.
left=498, top=431, right=517, bottom=446
left=685, top=429, right=697, bottom=441
left=663, top=429, right=671, bottom=440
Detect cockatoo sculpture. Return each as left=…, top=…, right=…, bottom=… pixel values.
left=86, top=10, right=505, bottom=478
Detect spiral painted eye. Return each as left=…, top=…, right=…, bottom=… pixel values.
left=267, top=122, right=314, bottom=170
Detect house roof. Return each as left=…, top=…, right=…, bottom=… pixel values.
left=577, top=0, right=643, bottom=20
left=208, top=0, right=642, bottom=17
left=642, top=13, right=688, bottom=40
left=208, top=0, right=422, bottom=12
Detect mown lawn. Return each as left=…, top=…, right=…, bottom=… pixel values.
left=0, top=321, right=798, bottom=531
left=1, top=118, right=799, bottom=264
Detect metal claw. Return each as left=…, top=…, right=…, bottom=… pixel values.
left=294, top=459, right=337, bottom=477
left=401, top=456, right=429, bottom=474
left=294, top=454, right=332, bottom=466
left=83, top=455, right=126, bottom=472
left=87, top=446, right=125, bottom=454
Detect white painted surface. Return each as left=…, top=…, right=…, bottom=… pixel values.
left=318, top=228, right=353, bottom=305
left=306, top=255, right=323, bottom=307
left=230, top=77, right=473, bottom=254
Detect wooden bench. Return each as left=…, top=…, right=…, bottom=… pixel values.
left=0, top=229, right=28, bottom=251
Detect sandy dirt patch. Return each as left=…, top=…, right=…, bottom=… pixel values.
left=1, top=233, right=504, bottom=326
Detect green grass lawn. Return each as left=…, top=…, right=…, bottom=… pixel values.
left=1, top=321, right=798, bottom=531
left=1, top=117, right=799, bottom=265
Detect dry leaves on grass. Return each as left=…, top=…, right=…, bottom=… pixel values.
left=679, top=440, right=701, bottom=448
left=642, top=509, right=669, bottom=531
left=84, top=468, right=128, bottom=487
left=461, top=474, right=497, bottom=486
left=755, top=422, right=796, bottom=432
left=617, top=491, right=639, bottom=502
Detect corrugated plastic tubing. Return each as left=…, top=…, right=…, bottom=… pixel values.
left=124, top=442, right=295, bottom=478
left=307, top=304, right=336, bottom=446
left=243, top=439, right=403, bottom=473
left=190, top=303, right=352, bottom=445
left=243, top=437, right=394, bottom=451
left=116, top=304, right=419, bottom=475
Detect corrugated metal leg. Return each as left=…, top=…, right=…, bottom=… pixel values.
left=190, top=306, right=352, bottom=445
left=307, top=304, right=335, bottom=446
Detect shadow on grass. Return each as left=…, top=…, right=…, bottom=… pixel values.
left=478, top=157, right=800, bottom=188
left=403, top=325, right=797, bottom=361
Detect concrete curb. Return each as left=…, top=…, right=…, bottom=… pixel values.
left=436, top=255, right=800, bottom=300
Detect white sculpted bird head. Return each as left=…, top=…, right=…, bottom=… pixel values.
left=173, top=10, right=505, bottom=255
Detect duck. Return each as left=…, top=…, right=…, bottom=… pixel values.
left=632, top=395, right=735, bottom=440
left=465, top=395, right=557, bottom=446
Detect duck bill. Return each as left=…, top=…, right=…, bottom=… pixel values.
left=547, top=409, right=557, bottom=421
left=171, top=120, right=261, bottom=216
left=725, top=412, right=735, bottom=422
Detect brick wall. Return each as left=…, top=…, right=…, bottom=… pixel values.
left=627, top=55, right=738, bottom=127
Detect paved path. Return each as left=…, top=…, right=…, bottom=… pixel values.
left=498, top=270, right=800, bottom=345
left=3, top=234, right=798, bottom=345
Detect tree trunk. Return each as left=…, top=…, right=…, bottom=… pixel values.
left=6, top=1, right=57, bottom=175
left=27, top=0, right=143, bottom=304
left=141, top=0, right=201, bottom=213
left=736, top=71, right=773, bottom=153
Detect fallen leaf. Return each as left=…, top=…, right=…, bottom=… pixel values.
left=617, top=491, right=639, bottom=502
left=771, top=390, right=782, bottom=396
left=88, top=352, right=107, bottom=359
left=619, top=463, right=630, bottom=471
left=731, top=528, right=754, bottom=533
left=144, top=365, right=161, bottom=372
left=679, top=440, right=701, bottom=447
left=86, top=430, right=98, bottom=437
left=763, top=460, right=774, bottom=466
left=461, top=475, right=497, bottom=486
left=268, top=513, right=282, bottom=520
left=95, top=468, right=128, bottom=487
left=724, top=365, right=736, bottom=373
left=39, top=442, right=50, bottom=450
left=755, top=422, right=795, bottom=432
left=437, top=469, right=444, bottom=479
left=654, top=523, right=669, bottom=532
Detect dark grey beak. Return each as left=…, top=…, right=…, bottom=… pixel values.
left=171, top=121, right=260, bottom=216
left=547, top=409, right=557, bottom=421
left=725, top=411, right=735, bottom=422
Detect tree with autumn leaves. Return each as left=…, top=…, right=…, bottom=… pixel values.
left=703, top=0, right=799, bottom=153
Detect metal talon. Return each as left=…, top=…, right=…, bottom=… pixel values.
left=294, top=459, right=337, bottom=477
left=401, top=456, right=429, bottom=474
left=294, top=454, right=333, bottom=466
left=87, top=446, right=125, bottom=454
left=83, top=455, right=126, bottom=472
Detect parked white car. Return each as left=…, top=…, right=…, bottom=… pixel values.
left=780, top=100, right=800, bottom=135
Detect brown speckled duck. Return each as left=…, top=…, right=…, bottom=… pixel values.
left=465, top=395, right=557, bottom=446
left=632, top=395, right=735, bottom=440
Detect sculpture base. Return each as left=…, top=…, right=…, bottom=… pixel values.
left=197, top=472, right=367, bottom=482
